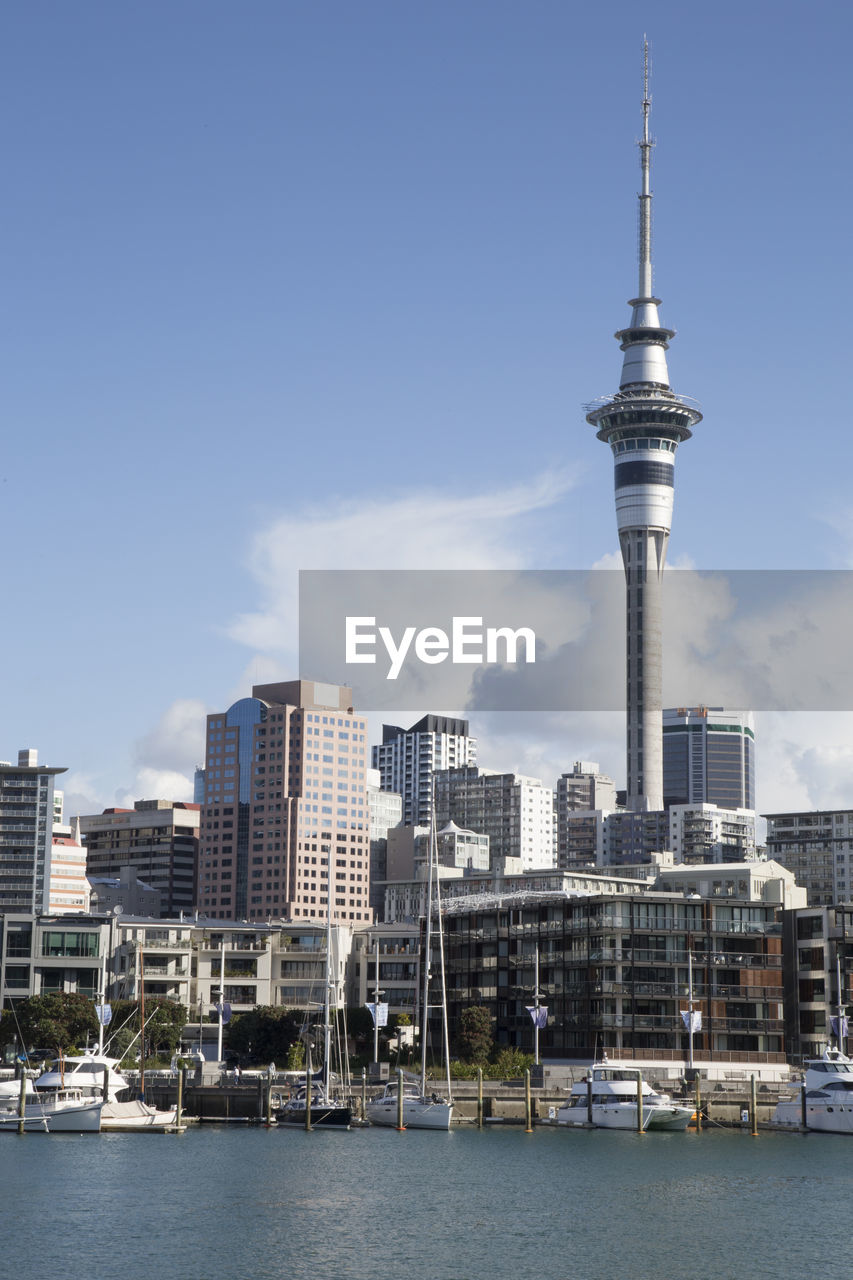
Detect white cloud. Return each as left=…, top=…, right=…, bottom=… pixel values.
left=114, top=768, right=195, bottom=809
left=65, top=700, right=207, bottom=818
left=227, top=470, right=578, bottom=663
left=132, top=699, right=207, bottom=776
left=757, top=712, right=853, bottom=814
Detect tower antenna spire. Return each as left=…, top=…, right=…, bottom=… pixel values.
left=638, top=36, right=653, bottom=300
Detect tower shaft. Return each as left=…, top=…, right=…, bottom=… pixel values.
left=586, top=42, right=701, bottom=812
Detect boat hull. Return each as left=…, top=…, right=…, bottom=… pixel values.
left=277, top=1103, right=352, bottom=1129
left=366, top=1096, right=453, bottom=1131
left=0, top=1098, right=102, bottom=1132
left=591, top=1103, right=693, bottom=1131
left=773, top=1096, right=853, bottom=1134
left=100, top=1099, right=180, bottom=1131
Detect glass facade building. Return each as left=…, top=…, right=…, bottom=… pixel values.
left=663, top=707, right=755, bottom=812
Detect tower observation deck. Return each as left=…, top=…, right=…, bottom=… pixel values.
left=585, top=43, right=702, bottom=813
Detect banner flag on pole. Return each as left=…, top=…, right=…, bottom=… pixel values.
left=680, top=1010, right=702, bottom=1032
left=365, top=1002, right=389, bottom=1027
left=526, top=1005, right=548, bottom=1029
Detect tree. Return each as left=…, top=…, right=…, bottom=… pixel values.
left=0, top=993, right=98, bottom=1056
left=455, top=1006, right=494, bottom=1064
left=94, top=998, right=187, bottom=1065
left=226, top=1007, right=304, bottom=1065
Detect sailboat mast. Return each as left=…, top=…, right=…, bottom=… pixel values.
left=534, top=947, right=540, bottom=1066
left=420, top=820, right=434, bottom=1090
left=837, top=951, right=845, bottom=1053
left=324, top=859, right=332, bottom=1099
left=433, top=825, right=452, bottom=1101
left=97, top=951, right=106, bottom=1055
left=373, top=934, right=381, bottom=1065
left=217, top=937, right=226, bottom=1062
left=687, top=948, right=695, bottom=1070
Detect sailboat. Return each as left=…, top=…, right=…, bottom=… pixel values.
left=278, top=868, right=351, bottom=1129
left=366, top=810, right=453, bottom=1130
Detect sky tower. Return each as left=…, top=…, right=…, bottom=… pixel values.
left=585, top=44, right=702, bottom=812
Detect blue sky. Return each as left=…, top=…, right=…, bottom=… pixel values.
left=3, top=2, right=853, bottom=819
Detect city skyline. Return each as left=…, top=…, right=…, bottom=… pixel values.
left=3, top=5, right=852, bottom=819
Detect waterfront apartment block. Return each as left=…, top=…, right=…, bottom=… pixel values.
left=78, top=799, right=199, bottom=918
left=663, top=707, right=755, bottom=811
left=372, top=716, right=477, bottom=827
left=434, top=766, right=555, bottom=870
left=0, top=914, right=109, bottom=1008
left=0, top=749, right=66, bottom=916
left=439, top=889, right=788, bottom=1064
left=763, top=809, right=853, bottom=906
left=781, top=903, right=853, bottom=1061
left=200, top=680, right=372, bottom=925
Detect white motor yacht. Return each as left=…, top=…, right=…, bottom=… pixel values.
left=0, top=1075, right=102, bottom=1132
left=773, top=1046, right=853, bottom=1134
left=35, top=1053, right=179, bottom=1131
left=556, top=1062, right=694, bottom=1131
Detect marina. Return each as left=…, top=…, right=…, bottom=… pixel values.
left=1, top=1123, right=851, bottom=1280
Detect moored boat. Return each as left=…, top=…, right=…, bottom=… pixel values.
left=556, top=1062, right=693, bottom=1131
left=773, top=1046, right=853, bottom=1134
left=366, top=1077, right=452, bottom=1131
left=0, top=1083, right=102, bottom=1132
left=35, top=1053, right=179, bottom=1132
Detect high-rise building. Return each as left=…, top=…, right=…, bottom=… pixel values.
left=0, top=749, right=66, bottom=915
left=434, top=766, right=554, bottom=869
left=763, top=810, right=853, bottom=906
left=78, top=800, right=199, bottom=918
left=585, top=48, right=701, bottom=811
left=366, top=767, right=402, bottom=920
left=199, top=680, right=372, bottom=924
left=372, top=715, right=477, bottom=826
left=663, top=707, right=756, bottom=811
left=556, top=763, right=617, bottom=869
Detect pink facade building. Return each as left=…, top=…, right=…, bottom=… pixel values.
left=199, top=680, right=372, bottom=924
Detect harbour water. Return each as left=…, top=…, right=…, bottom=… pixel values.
left=1, top=1124, right=850, bottom=1280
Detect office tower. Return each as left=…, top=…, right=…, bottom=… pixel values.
left=433, top=766, right=555, bottom=869
left=199, top=680, right=371, bottom=924
left=663, top=707, right=756, bottom=810
left=372, top=715, right=477, bottom=826
left=585, top=47, right=701, bottom=811
left=0, top=749, right=66, bottom=915
left=78, top=800, right=199, bottom=917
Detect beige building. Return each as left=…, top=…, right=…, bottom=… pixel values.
left=199, top=680, right=372, bottom=925
left=77, top=799, right=199, bottom=917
